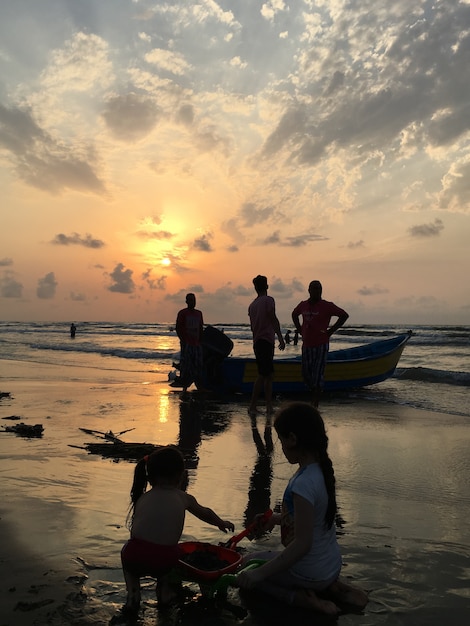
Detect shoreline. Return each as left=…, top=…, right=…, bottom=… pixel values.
left=1, top=362, right=469, bottom=625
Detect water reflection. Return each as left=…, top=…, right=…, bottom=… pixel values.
left=243, top=414, right=274, bottom=527
left=177, top=398, right=202, bottom=468
left=176, top=395, right=233, bottom=473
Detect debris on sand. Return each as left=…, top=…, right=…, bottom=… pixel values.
left=71, top=427, right=198, bottom=468
left=2, top=422, right=44, bottom=437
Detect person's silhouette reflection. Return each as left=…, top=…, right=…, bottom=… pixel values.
left=177, top=399, right=202, bottom=470
left=243, top=415, right=274, bottom=528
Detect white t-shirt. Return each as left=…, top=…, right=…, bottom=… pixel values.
left=280, top=463, right=342, bottom=583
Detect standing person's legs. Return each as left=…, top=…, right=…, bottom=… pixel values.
left=191, top=344, right=206, bottom=390
left=249, top=375, right=264, bottom=415
left=249, top=340, right=274, bottom=415
left=263, top=372, right=274, bottom=415
left=302, top=345, right=328, bottom=406
left=179, top=344, right=190, bottom=392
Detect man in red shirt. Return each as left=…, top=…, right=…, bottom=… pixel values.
left=292, top=281, right=349, bottom=406
left=175, top=293, right=204, bottom=392
left=248, top=275, right=285, bottom=416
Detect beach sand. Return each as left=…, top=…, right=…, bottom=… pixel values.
left=1, top=359, right=469, bottom=626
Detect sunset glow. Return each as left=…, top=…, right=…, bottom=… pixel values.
left=0, top=1, right=469, bottom=324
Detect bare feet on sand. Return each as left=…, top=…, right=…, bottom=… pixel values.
left=326, top=579, right=369, bottom=609
left=292, top=579, right=368, bottom=616
left=294, top=588, right=340, bottom=615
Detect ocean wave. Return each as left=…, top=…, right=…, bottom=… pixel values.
left=395, top=367, right=470, bottom=387
left=29, top=342, right=177, bottom=361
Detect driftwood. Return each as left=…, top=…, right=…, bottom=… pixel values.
left=78, top=427, right=135, bottom=443
left=78, top=441, right=161, bottom=461
left=71, top=428, right=198, bottom=466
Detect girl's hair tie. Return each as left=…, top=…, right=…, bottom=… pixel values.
left=143, top=454, right=149, bottom=463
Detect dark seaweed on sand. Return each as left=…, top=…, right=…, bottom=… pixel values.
left=1, top=422, right=44, bottom=437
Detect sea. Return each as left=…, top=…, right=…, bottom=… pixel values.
left=1, top=321, right=469, bottom=625
left=0, top=321, right=468, bottom=419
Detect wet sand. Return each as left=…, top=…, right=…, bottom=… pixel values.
left=1, top=359, right=469, bottom=625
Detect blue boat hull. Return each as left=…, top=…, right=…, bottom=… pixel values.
left=210, top=332, right=412, bottom=393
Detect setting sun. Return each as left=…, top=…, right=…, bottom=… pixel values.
left=161, top=257, right=171, bottom=267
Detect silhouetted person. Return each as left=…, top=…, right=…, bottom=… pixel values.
left=175, top=293, right=204, bottom=392
left=248, top=275, right=285, bottom=416
left=292, top=281, right=348, bottom=406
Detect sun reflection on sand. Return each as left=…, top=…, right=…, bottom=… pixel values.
left=158, top=389, right=170, bottom=424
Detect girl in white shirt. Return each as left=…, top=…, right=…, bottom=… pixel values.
left=237, top=402, right=368, bottom=616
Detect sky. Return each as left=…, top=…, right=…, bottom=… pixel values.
left=1, top=0, right=469, bottom=326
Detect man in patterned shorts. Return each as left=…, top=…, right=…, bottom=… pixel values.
left=292, top=281, right=349, bottom=406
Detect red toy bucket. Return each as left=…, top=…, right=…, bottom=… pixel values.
left=178, top=541, right=242, bottom=582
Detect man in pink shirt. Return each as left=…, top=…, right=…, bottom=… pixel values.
left=248, top=275, right=285, bottom=416
left=292, top=281, right=349, bottom=406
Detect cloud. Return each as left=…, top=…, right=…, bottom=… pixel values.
left=346, top=240, right=365, bottom=249
left=36, top=272, right=57, bottom=299
left=142, top=269, right=167, bottom=290
left=261, top=1, right=287, bottom=22
left=260, top=3, right=470, bottom=179
left=220, top=218, right=245, bottom=245
left=0, top=271, right=23, bottom=298
left=408, top=218, right=444, bottom=238
left=240, top=202, right=282, bottom=227
left=0, top=257, right=13, bottom=267
left=438, top=158, right=470, bottom=213
left=357, top=284, right=390, bottom=296
left=144, top=48, right=191, bottom=76
left=269, top=277, right=305, bottom=299
left=176, top=104, right=195, bottom=126
left=263, top=231, right=281, bottom=245
left=395, top=295, right=440, bottom=310
left=70, top=291, right=86, bottom=302
left=233, top=284, right=252, bottom=297
left=261, top=231, right=328, bottom=246
left=192, top=233, right=214, bottom=252
left=165, top=284, right=204, bottom=303
left=51, top=233, right=105, bottom=248
left=194, top=126, right=231, bottom=155
left=40, top=32, right=113, bottom=95
left=136, top=229, right=174, bottom=240
left=0, top=104, right=106, bottom=195
left=108, top=263, right=135, bottom=294
left=102, top=93, right=160, bottom=141
left=282, top=233, right=329, bottom=247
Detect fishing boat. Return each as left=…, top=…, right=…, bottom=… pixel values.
left=170, top=327, right=412, bottom=394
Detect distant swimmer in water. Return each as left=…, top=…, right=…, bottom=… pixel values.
left=70, top=323, right=76, bottom=338
left=284, top=330, right=291, bottom=344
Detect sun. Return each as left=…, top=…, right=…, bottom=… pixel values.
left=161, top=257, right=171, bottom=267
